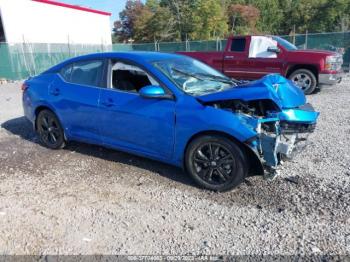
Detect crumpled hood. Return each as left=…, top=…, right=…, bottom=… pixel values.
left=197, top=74, right=306, bottom=109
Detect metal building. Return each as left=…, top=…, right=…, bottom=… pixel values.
left=0, top=0, right=112, bottom=44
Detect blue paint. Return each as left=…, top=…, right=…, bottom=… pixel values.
left=23, top=52, right=319, bottom=170
left=198, top=74, right=306, bottom=109
left=139, top=85, right=166, bottom=98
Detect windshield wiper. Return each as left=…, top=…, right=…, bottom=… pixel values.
left=171, top=67, right=204, bottom=81
left=195, top=73, right=238, bottom=85
left=172, top=67, right=238, bottom=85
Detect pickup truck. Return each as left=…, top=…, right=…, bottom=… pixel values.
left=178, top=35, right=343, bottom=94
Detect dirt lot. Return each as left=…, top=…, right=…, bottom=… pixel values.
left=0, top=80, right=349, bottom=256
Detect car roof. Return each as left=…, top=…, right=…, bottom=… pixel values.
left=45, top=51, right=185, bottom=73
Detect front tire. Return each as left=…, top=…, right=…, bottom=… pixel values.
left=185, top=135, right=248, bottom=192
left=36, top=110, right=66, bottom=149
left=288, top=69, right=317, bottom=95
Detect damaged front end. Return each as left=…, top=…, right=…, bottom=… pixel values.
left=253, top=104, right=318, bottom=175
left=198, top=74, right=320, bottom=178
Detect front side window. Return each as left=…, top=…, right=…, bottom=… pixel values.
left=60, top=64, right=73, bottom=81
left=153, top=57, right=236, bottom=96
left=111, top=61, right=159, bottom=93
left=60, top=60, right=104, bottom=87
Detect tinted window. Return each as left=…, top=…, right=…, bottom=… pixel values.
left=60, top=60, right=104, bottom=87
left=230, top=38, right=246, bottom=52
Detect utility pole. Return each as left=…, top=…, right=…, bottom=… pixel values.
left=305, top=30, right=308, bottom=49
left=292, top=25, right=296, bottom=45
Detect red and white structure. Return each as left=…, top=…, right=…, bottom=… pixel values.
left=0, top=0, right=112, bottom=44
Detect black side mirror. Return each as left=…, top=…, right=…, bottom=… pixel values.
left=267, top=46, right=281, bottom=54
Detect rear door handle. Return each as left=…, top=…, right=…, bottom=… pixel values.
left=50, top=87, right=60, bottom=96
left=101, top=98, right=115, bottom=107
left=224, top=55, right=235, bottom=59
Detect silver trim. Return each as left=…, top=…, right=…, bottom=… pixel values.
left=318, top=73, right=343, bottom=86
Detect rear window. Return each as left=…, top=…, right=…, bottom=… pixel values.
left=230, top=38, right=246, bottom=52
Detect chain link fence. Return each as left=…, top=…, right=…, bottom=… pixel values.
left=0, top=31, right=349, bottom=80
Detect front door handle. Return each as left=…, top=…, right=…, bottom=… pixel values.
left=50, top=87, right=60, bottom=96
left=225, top=55, right=235, bottom=59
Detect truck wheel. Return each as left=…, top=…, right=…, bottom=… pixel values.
left=185, top=135, right=247, bottom=192
left=288, top=69, right=317, bottom=95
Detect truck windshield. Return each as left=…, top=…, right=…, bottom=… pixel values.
left=272, top=36, right=298, bottom=51
left=152, top=57, right=236, bottom=96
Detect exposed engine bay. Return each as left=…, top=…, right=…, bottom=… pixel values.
left=209, top=99, right=279, bottom=117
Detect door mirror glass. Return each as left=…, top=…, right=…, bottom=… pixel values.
left=267, top=46, right=281, bottom=54
left=139, top=85, right=172, bottom=99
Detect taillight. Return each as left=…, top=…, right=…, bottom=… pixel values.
left=21, top=82, right=29, bottom=91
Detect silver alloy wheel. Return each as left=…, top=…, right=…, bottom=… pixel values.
left=291, top=73, right=312, bottom=91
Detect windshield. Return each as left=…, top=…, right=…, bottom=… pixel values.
left=152, top=57, right=236, bottom=96
left=272, top=36, right=298, bottom=51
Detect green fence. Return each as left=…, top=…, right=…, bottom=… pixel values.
left=0, top=43, right=110, bottom=80
left=0, top=31, right=349, bottom=80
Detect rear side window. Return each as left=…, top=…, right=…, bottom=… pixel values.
left=59, top=60, right=105, bottom=87
left=230, top=38, right=246, bottom=52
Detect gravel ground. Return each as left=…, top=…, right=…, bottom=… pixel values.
left=0, top=80, right=349, bottom=256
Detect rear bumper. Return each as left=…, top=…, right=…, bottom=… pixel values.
left=22, top=91, right=36, bottom=128
left=319, top=73, right=342, bottom=85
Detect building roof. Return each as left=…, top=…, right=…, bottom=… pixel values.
left=32, top=0, right=111, bottom=16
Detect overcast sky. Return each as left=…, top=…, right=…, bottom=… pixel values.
left=58, top=0, right=130, bottom=29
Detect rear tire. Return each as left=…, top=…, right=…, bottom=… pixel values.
left=36, top=110, right=66, bottom=149
left=288, top=69, right=317, bottom=95
left=185, top=135, right=248, bottom=192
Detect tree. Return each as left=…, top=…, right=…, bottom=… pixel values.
left=250, top=0, right=282, bottom=34
left=160, top=0, right=200, bottom=41
left=133, top=6, right=154, bottom=42
left=227, top=4, right=260, bottom=34
left=279, top=0, right=318, bottom=34
left=312, top=0, right=350, bottom=32
left=147, top=6, right=179, bottom=41
left=191, top=0, right=228, bottom=40
left=113, top=0, right=350, bottom=43
left=145, top=0, right=160, bottom=12
left=113, top=0, right=144, bottom=42
left=133, top=2, right=178, bottom=42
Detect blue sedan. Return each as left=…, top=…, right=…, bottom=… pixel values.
left=22, top=52, right=319, bottom=191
